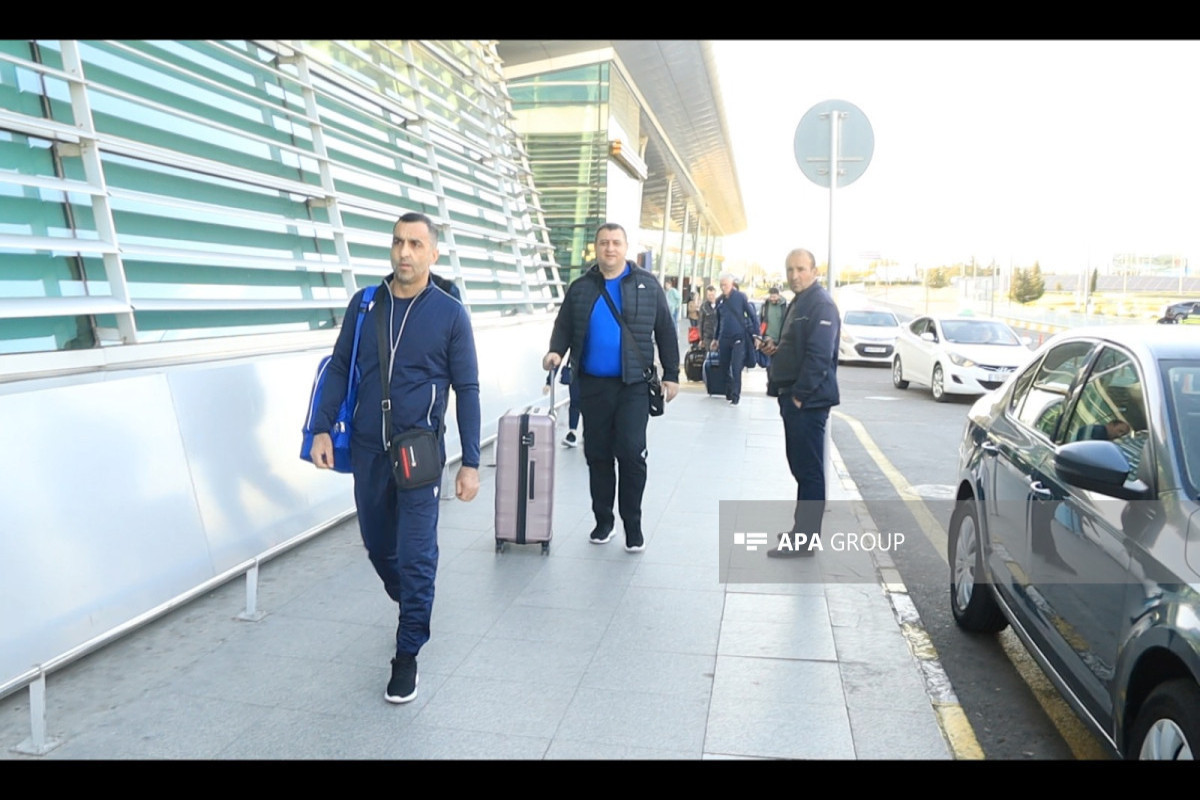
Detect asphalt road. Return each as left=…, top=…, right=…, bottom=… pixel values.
left=830, top=357, right=1111, bottom=759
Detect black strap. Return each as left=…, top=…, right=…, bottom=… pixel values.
left=375, top=286, right=394, bottom=447
left=597, top=285, right=655, bottom=381
left=375, top=283, right=447, bottom=448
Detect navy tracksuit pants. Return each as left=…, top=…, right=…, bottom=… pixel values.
left=778, top=397, right=829, bottom=537
left=718, top=336, right=747, bottom=402
left=351, top=446, right=440, bottom=658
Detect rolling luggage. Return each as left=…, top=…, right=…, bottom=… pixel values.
left=684, top=344, right=706, bottom=382
left=703, top=350, right=727, bottom=397
left=495, top=371, right=557, bottom=554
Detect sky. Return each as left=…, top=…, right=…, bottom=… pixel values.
left=710, top=40, right=1200, bottom=277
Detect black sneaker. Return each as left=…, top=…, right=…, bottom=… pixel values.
left=589, top=523, right=615, bottom=544
left=562, top=431, right=578, bottom=447
left=624, top=529, right=645, bottom=553
left=385, top=655, right=418, bottom=704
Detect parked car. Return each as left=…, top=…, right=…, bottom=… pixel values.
left=891, top=315, right=1033, bottom=401
left=948, top=325, right=1200, bottom=758
left=1158, top=300, right=1200, bottom=324
left=838, top=308, right=901, bottom=364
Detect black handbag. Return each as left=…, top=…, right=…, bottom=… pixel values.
left=598, top=287, right=665, bottom=417
left=646, top=366, right=665, bottom=416
left=376, top=292, right=444, bottom=490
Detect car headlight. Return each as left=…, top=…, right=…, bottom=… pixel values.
left=947, top=351, right=976, bottom=368
left=841, top=332, right=856, bottom=344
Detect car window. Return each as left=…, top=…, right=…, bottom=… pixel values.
left=1164, top=363, right=1200, bottom=495
left=1012, top=340, right=1096, bottom=439
left=909, top=318, right=930, bottom=336
left=844, top=311, right=897, bottom=327
left=1062, top=346, right=1149, bottom=479
left=941, top=320, right=1021, bottom=346
left=1008, top=357, right=1041, bottom=415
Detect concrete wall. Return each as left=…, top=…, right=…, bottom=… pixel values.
left=0, top=315, right=555, bottom=689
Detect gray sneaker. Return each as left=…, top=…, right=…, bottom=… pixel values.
left=562, top=430, right=578, bottom=447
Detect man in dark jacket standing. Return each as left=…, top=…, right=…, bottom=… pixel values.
left=759, top=248, right=840, bottom=557
left=543, top=223, right=679, bottom=552
left=712, top=273, right=760, bottom=405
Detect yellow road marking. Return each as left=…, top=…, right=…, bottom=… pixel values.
left=833, top=410, right=948, bottom=562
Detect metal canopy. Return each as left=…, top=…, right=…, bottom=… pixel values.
left=496, top=40, right=746, bottom=239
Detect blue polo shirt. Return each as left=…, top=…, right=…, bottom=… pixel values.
left=582, top=266, right=628, bottom=378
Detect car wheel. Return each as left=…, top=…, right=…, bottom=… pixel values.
left=892, top=356, right=909, bottom=389
left=932, top=364, right=948, bottom=402
left=949, top=499, right=1007, bottom=633
left=1130, top=679, right=1200, bottom=759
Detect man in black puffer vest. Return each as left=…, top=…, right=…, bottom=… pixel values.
left=542, top=223, right=679, bottom=553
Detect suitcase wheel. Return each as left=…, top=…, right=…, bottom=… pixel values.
left=541, top=542, right=550, bottom=555
left=495, top=540, right=505, bottom=554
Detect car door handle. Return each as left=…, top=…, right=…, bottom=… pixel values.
left=1030, top=481, right=1053, bottom=497
left=981, top=441, right=1000, bottom=455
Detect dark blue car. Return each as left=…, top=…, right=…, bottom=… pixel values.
left=949, top=325, right=1200, bottom=759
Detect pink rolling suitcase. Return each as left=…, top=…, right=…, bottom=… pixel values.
left=494, top=371, right=558, bottom=554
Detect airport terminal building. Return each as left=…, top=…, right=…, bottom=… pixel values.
left=0, top=39, right=743, bottom=742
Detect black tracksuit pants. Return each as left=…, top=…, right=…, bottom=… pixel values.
left=578, top=374, right=649, bottom=535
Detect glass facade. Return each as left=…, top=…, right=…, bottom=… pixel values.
left=0, top=40, right=559, bottom=364
left=508, top=63, right=609, bottom=282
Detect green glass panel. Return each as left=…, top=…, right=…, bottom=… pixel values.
left=0, top=315, right=94, bottom=354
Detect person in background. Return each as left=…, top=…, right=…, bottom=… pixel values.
left=699, top=285, right=719, bottom=351
left=686, top=286, right=701, bottom=330
left=544, top=364, right=583, bottom=446
left=712, top=273, right=760, bottom=406
left=760, top=285, right=787, bottom=345
left=664, top=276, right=682, bottom=324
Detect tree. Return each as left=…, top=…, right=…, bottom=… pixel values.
left=1030, top=261, right=1045, bottom=298
left=1009, top=263, right=1046, bottom=304
left=925, top=266, right=949, bottom=288
left=1089, top=267, right=1098, bottom=295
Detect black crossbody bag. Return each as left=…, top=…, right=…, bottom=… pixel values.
left=597, top=288, right=665, bottom=416
left=376, top=291, right=443, bottom=490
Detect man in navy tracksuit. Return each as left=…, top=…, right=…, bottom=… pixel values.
left=712, top=273, right=760, bottom=405
left=760, top=248, right=840, bottom=557
left=309, top=212, right=480, bottom=703
left=542, top=223, right=679, bottom=552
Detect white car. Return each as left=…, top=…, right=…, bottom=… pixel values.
left=838, top=308, right=901, bottom=364
left=891, top=315, right=1033, bottom=402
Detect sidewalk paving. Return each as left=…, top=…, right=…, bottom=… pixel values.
left=0, top=368, right=954, bottom=760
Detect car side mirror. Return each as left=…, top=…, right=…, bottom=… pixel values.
left=1055, top=440, right=1151, bottom=500
left=920, top=331, right=936, bottom=343
left=1020, top=335, right=1033, bottom=347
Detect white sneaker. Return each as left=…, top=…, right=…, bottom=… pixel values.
left=562, top=430, right=578, bottom=447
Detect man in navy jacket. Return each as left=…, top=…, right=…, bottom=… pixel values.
left=760, top=248, right=840, bottom=557
left=309, top=212, right=480, bottom=703
left=543, top=223, right=679, bottom=553
left=712, top=273, right=760, bottom=405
